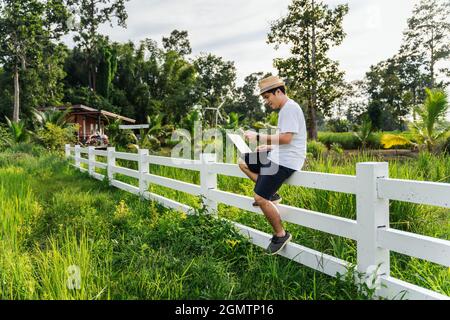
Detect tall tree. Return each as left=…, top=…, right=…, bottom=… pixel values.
left=268, top=0, right=348, bottom=140
left=395, top=49, right=429, bottom=120
left=162, top=30, right=192, bottom=57
left=365, top=58, right=410, bottom=131
left=193, top=53, right=236, bottom=127
left=97, top=40, right=117, bottom=99
left=0, top=0, right=69, bottom=122
left=343, top=80, right=368, bottom=127
left=110, top=38, right=197, bottom=124
left=401, top=0, right=450, bottom=88
left=224, top=72, right=266, bottom=123
left=21, top=42, right=69, bottom=114
left=0, top=1, right=42, bottom=122
left=66, top=0, right=129, bottom=92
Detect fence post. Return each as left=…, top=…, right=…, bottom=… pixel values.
left=65, top=144, right=71, bottom=159
left=74, top=145, right=81, bottom=168
left=138, top=149, right=149, bottom=196
left=107, top=147, right=116, bottom=183
left=88, top=146, right=95, bottom=176
left=356, top=162, right=390, bottom=291
left=200, top=153, right=217, bottom=215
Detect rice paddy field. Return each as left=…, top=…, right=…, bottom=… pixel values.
left=0, top=145, right=449, bottom=299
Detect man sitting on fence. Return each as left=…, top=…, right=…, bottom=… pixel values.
left=238, top=75, right=307, bottom=255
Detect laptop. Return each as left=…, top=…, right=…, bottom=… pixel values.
left=226, top=133, right=252, bottom=154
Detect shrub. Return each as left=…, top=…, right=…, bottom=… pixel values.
left=436, top=134, right=450, bottom=155
left=318, top=132, right=361, bottom=149
left=35, top=123, right=78, bottom=151
left=307, top=140, right=327, bottom=158
left=8, top=143, right=45, bottom=156
left=318, top=131, right=415, bottom=150
left=330, top=142, right=344, bottom=155
left=0, top=125, right=9, bottom=151
left=325, top=118, right=350, bottom=132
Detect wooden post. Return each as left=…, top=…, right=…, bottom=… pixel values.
left=107, top=147, right=116, bottom=183
left=138, top=149, right=149, bottom=196
left=88, top=146, right=95, bottom=176
left=356, top=162, right=390, bottom=292
left=74, top=145, right=81, bottom=168
left=200, top=153, right=218, bottom=215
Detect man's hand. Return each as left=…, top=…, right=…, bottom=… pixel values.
left=255, top=145, right=273, bottom=152
left=244, top=130, right=258, bottom=141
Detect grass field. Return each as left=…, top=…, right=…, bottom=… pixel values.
left=0, top=147, right=448, bottom=299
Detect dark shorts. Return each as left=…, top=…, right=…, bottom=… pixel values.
left=241, top=151, right=296, bottom=200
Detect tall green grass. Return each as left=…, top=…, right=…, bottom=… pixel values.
left=0, top=148, right=448, bottom=299
left=145, top=151, right=449, bottom=297
left=0, top=150, right=370, bottom=299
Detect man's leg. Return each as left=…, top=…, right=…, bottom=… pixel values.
left=254, top=194, right=285, bottom=237
left=238, top=158, right=258, bottom=183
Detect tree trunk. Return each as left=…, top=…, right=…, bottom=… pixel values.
left=88, top=63, right=94, bottom=91
left=88, top=60, right=93, bottom=90
left=309, top=0, right=318, bottom=141
left=13, top=65, right=20, bottom=123
left=92, top=64, right=97, bottom=92
left=430, top=27, right=434, bottom=88
left=307, top=98, right=318, bottom=140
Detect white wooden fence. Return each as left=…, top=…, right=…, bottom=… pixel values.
left=65, top=144, right=450, bottom=300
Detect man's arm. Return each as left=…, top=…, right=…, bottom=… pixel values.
left=245, top=131, right=294, bottom=145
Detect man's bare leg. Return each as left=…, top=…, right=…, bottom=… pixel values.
left=238, top=159, right=258, bottom=183
left=238, top=160, right=282, bottom=205
left=254, top=194, right=285, bottom=237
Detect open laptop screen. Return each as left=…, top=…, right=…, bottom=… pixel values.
left=226, top=133, right=252, bottom=154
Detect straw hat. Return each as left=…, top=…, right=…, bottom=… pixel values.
left=258, top=75, right=285, bottom=95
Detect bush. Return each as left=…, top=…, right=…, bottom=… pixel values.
left=35, top=123, right=78, bottom=151
left=325, top=118, right=351, bottom=132
left=0, top=125, right=9, bottom=151
left=436, top=134, right=450, bottom=155
left=307, top=140, right=327, bottom=158
left=330, top=142, right=344, bottom=155
left=158, top=124, right=176, bottom=147
left=318, top=132, right=361, bottom=149
left=7, top=143, right=45, bottom=156
left=318, top=131, right=416, bottom=150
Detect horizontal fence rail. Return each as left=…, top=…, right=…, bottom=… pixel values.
left=65, top=145, right=450, bottom=300
left=378, top=178, right=450, bottom=208
left=208, top=189, right=359, bottom=240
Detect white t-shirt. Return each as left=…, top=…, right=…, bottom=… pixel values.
left=268, top=98, right=307, bottom=171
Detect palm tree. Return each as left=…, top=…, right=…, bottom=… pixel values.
left=381, top=88, right=449, bottom=152
left=181, top=110, right=202, bottom=136
left=354, top=115, right=373, bottom=149
left=412, top=88, right=449, bottom=151
left=129, top=114, right=164, bottom=151
left=1, top=117, right=29, bottom=146
left=252, top=111, right=278, bottom=131
left=219, top=112, right=241, bottom=130
left=31, top=107, right=72, bottom=129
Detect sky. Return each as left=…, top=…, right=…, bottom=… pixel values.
left=67, top=0, right=421, bottom=86
left=63, top=0, right=449, bottom=119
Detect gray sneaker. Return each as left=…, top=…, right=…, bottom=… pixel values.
left=266, top=232, right=292, bottom=255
